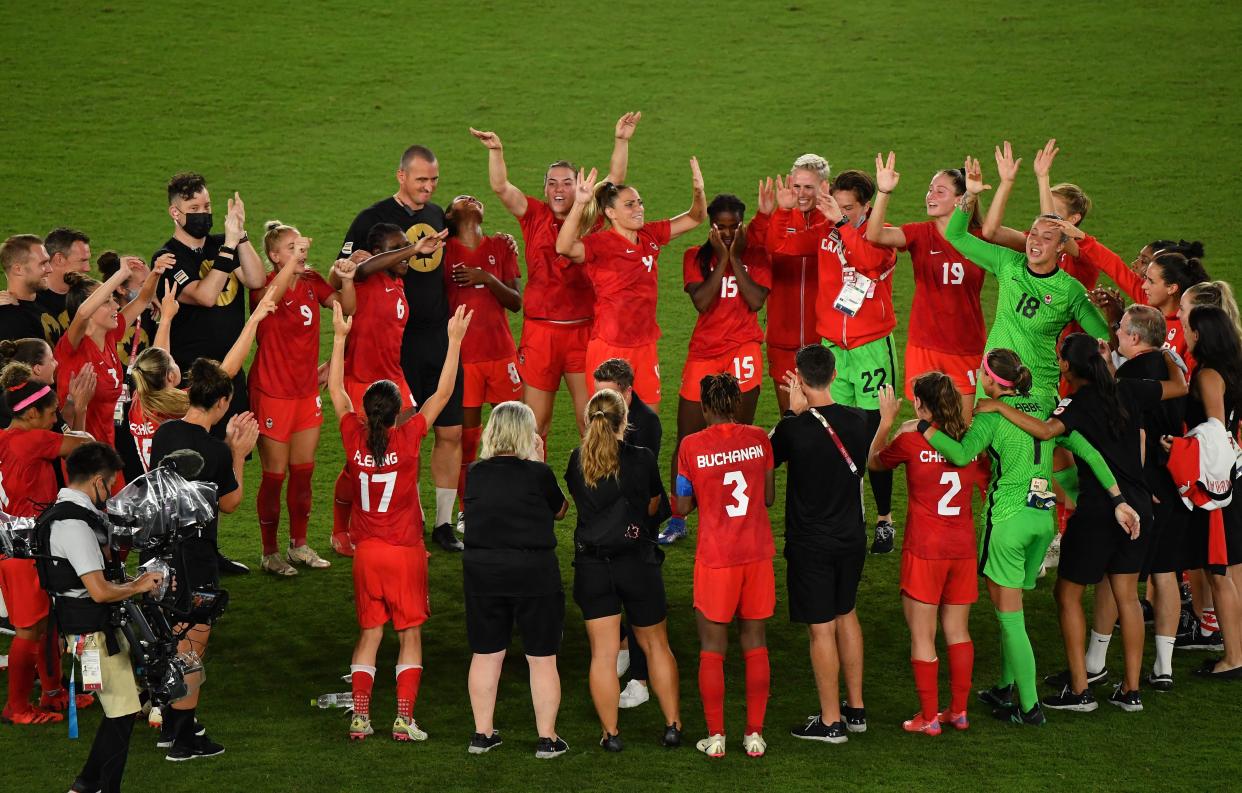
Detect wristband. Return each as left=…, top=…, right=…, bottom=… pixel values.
left=1111, top=494, right=1126, bottom=508
left=213, top=251, right=240, bottom=274
left=834, top=216, right=849, bottom=229
left=238, top=233, right=249, bottom=246
left=218, top=245, right=238, bottom=257
left=916, top=419, right=932, bottom=435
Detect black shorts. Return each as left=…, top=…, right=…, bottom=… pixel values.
left=466, top=592, right=564, bottom=657
left=1186, top=502, right=1242, bottom=576
left=785, top=546, right=865, bottom=624
left=170, top=537, right=220, bottom=616
left=401, top=327, right=464, bottom=427
left=572, top=554, right=667, bottom=627
left=1058, top=505, right=1154, bottom=585
left=1143, top=496, right=1191, bottom=577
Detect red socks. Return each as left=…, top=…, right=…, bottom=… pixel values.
left=287, top=463, right=314, bottom=548
left=742, top=647, right=769, bottom=735
left=396, top=665, right=422, bottom=720
left=4, top=636, right=37, bottom=715
left=350, top=665, right=375, bottom=718
left=332, top=469, right=353, bottom=541
left=947, top=641, right=974, bottom=715
left=458, top=426, right=483, bottom=502
left=911, top=658, right=939, bottom=721
left=257, top=471, right=285, bottom=555
left=698, top=651, right=726, bottom=736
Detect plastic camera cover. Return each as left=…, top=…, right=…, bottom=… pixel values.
left=138, top=558, right=172, bottom=601
left=0, top=509, right=37, bottom=558
left=105, top=466, right=216, bottom=550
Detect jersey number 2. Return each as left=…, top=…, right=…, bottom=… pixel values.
left=937, top=471, right=962, bottom=516
left=722, top=471, right=749, bottom=517
left=358, top=471, right=397, bottom=513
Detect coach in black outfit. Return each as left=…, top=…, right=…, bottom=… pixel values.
left=0, top=235, right=60, bottom=344
left=338, top=145, right=465, bottom=553
left=772, top=344, right=872, bottom=744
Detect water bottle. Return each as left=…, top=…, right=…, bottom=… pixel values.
left=312, top=692, right=353, bottom=709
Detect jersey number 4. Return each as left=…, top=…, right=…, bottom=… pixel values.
left=358, top=471, right=397, bottom=513
left=722, top=471, right=750, bottom=517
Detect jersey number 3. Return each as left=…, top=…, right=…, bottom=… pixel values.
left=722, top=471, right=750, bottom=517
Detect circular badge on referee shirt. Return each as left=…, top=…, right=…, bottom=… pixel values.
left=404, top=222, right=446, bottom=273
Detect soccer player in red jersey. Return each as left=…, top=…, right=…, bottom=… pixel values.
left=555, top=160, right=707, bottom=408
left=869, top=378, right=980, bottom=735
left=674, top=374, right=775, bottom=758
left=866, top=152, right=988, bottom=413
left=471, top=113, right=640, bottom=440
left=328, top=301, right=472, bottom=743
left=249, top=224, right=357, bottom=576
left=764, top=155, right=829, bottom=412
left=0, top=365, right=93, bottom=725
left=443, top=195, right=523, bottom=516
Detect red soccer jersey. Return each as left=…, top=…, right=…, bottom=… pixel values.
left=677, top=423, right=775, bottom=568
left=444, top=236, right=520, bottom=363
left=0, top=427, right=62, bottom=517
left=249, top=271, right=336, bottom=399
left=877, top=430, right=977, bottom=560
left=518, top=196, right=594, bottom=322
left=128, top=399, right=176, bottom=473
left=901, top=221, right=987, bottom=357
left=579, top=219, right=672, bottom=346
left=764, top=208, right=823, bottom=349
left=341, top=412, right=428, bottom=547
left=683, top=244, right=771, bottom=359
left=346, top=272, right=407, bottom=386
left=54, top=325, right=125, bottom=447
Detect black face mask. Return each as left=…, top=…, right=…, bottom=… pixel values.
left=181, top=212, right=213, bottom=239
left=92, top=480, right=108, bottom=510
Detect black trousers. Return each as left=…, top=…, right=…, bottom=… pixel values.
left=75, top=714, right=136, bottom=793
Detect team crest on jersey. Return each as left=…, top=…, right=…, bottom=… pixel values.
left=649, top=242, right=658, bottom=251
left=265, top=418, right=274, bottom=429
left=488, top=255, right=496, bottom=265
left=405, top=223, right=446, bottom=273
left=1044, top=294, right=1053, bottom=304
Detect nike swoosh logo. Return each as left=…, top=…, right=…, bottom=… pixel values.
left=930, top=249, right=942, bottom=255
left=625, top=249, right=636, bottom=254
left=385, top=287, right=395, bottom=293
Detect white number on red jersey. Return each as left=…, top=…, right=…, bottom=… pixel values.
left=721, top=275, right=738, bottom=298
left=937, top=471, right=962, bottom=516
left=358, top=471, right=397, bottom=513
left=506, top=362, right=521, bottom=385
left=722, top=470, right=750, bottom=517
left=641, top=254, right=655, bottom=272
left=942, top=262, right=965, bottom=285
left=139, top=438, right=153, bottom=471
left=300, top=304, right=314, bottom=326
left=731, top=355, right=755, bottom=382
left=0, top=470, right=8, bottom=510
left=396, top=298, right=406, bottom=320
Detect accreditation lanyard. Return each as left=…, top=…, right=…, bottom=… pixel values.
left=808, top=407, right=859, bottom=476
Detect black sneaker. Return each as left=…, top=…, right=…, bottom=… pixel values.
left=1042, top=667, right=1108, bottom=689
left=600, top=732, right=624, bottom=752
left=0, top=615, right=14, bottom=635
left=1175, top=627, right=1223, bottom=651
left=661, top=723, right=682, bottom=748
left=165, top=733, right=224, bottom=761
left=790, top=714, right=848, bottom=744
left=156, top=717, right=205, bottom=749
left=840, top=701, right=867, bottom=733
left=1177, top=606, right=1198, bottom=636
left=535, top=736, right=568, bottom=759
left=1108, top=686, right=1143, bottom=712
left=216, top=552, right=250, bottom=576
left=991, top=702, right=1046, bottom=726
left=468, top=731, right=503, bottom=754
left=1193, top=658, right=1242, bottom=679
left=1041, top=684, right=1098, bottom=712
left=431, top=523, right=464, bottom=552
left=69, top=778, right=99, bottom=793
left=977, top=683, right=1014, bottom=709
left=870, top=520, right=896, bottom=554
left=1147, top=670, right=1173, bottom=692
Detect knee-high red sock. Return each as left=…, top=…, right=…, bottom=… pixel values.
left=742, top=647, right=770, bottom=735
left=35, top=628, right=62, bottom=696
left=257, top=471, right=285, bottom=555
left=698, top=651, right=726, bottom=736
left=458, top=426, right=483, bottom=502
left=350, top=664, right=375, bottom=718
left=332, top=469, right=353, bottom=540
left=947, top=641, right=974, bottom=714
left=911, top=658, right=939, bottom=721
left=287, top=463, right=314, bottom=548
left=4, top=636, right=38, bottom=715
left=396, top=665, right=422, bottom=720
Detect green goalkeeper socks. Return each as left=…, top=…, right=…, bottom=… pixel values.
left=996, top=609, right=1037, bottom=710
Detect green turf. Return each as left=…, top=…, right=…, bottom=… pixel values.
left=3, top=1, right=1242, bottom=790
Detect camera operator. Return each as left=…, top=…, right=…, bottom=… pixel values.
left=39, top=443, right=164, bottom=793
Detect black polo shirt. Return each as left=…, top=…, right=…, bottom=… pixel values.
left=0, top=299, right=60, bottom=346
left=154, top=234, right=246, bottom=368
left=34, top=289, right=70, bottom=342
left=1116, top=350, right=1185, bottom=501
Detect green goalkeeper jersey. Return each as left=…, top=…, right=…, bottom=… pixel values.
left=944, top=209, right=1108, bottom=401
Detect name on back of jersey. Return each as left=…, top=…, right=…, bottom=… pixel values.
left=697, top=444, right=766, bottom=469
left=353, top=449, right=400, bottom=468
left=919, top=449, right=948, bottom=464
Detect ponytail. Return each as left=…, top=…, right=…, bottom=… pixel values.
left=1060, top=333, right=1127, bottom=437
left=132, top=347, right=189, bottom=419
left=578, top=181, right=624, bottom=237
left=1184, top=281, right=1241, bottom=336
left=912, top=371, right=968, bottom=441
left=1, top=362, right=57, bottom=417
left=361, top=380, right=402, bottom=465
left=0, top=338, right=50, bottom=371
left=985, top=349, right=1033, bottom=396
left=579, top=389, right=627, bottom=487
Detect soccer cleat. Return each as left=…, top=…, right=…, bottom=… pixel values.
left=349, top=714, right=374, bottom=741
left=661, top=723, right=683, bottom=748
left=1043, top=667, right=1109, bottom=689
left=790, top=714, right=848, bottom=744
left=1108, top=685, right=1143, bottom=712
left=165, top=733, right=225, bottom=761
left=1042, top=533, right=1061, bottom=571
left=977, top=684, right=1014, bottom=709
left=260, top=553, right=297, bottom=576
left=657, top=516, right=687, bottom=545
left=1041, top=684, right=1098, bottom=712
left=535, top=736, right=568, bottom=759
left=455, top=510, right=466, bottom=535
left=216, top=552, right=251, bottom=575
left=937, top=709, right=969, bottom=731
left=1176, top=627, right=1223, bottom=651
left=1, top=706, right=64, bottom=725
left=393, top=715, right=429, bottom=741
left=991, top=702, right=1046, bottom=726
left=902, top=713, right=942, bottom=736
left=742, top=732, right=767, bottom=757
left=618, top=678, right=649, bottom=709
left=840, top=701, right=867, bottom=733
left=431, top=523, right=464, bottom=552
left=330, top=533, right=355, bottom=558
left=600, top=732, right=624, bottom=752
left=287, top=543, right=331, bottom=569
left=870, top=520, right=896, bottom=554
left=148, top=705, right=163, bottom=729
left=616, top=648, right=631, bottom=677
left=1147, top=670, right=1173, bottom=692
left=39, top=688, right=95, bottom=712
left=468, top=731, right=502, bottom=754
left=695, top=733, right=726, bottom=758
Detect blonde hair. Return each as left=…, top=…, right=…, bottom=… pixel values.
left=579, top=389, right=627, bottom=487
left=132, top=347, right=189, bottom=419
left=1184, top=280, right=1241, bottom=335
left=479, top=401, right=537, bottom=461
left=576, top=181, right=618, bottom=237
left=1050, top=182, right=1092, bottom=223
left=790, top=153, right=830, bottom=181
left=263, top=219, right=298, bottom=262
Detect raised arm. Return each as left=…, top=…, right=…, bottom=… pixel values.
left=65, top=265, right=131, bottom=347
left=121, top=256, right=171, bottom=327
left=470, top=128, right=529, bottom=218
left=1032, top=139, right=1059, bottom=217
left=226, top=193, right=268, bottom=290
left=327, top=301, right=353, bottom=418
left=943, top=158, right=1026, bottom=275
left=686, top=234, right=730, bottom=314
left=152, top=282, right=179, bottom=352
left=730, top=225, right=768, bottom=312
left=417, top=306, right=472, bottom=426
left=554, top=167, right=597, bottom=263
left=865, top=152, right=910, bottom=248
left=667, top=157, right=707, bottom=240
left=221, top=291, right=276, bottom=377
left=324, top=258, right=357, bottom=316
left=980, top=142, right=1030, bottom=251
left=606, top=111, right=641, bottom=183
left=764, top=175, right=823, bottom=257
left=867, top=385, right=902, bottom=471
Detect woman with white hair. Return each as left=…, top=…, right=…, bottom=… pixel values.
left=462, top=401, right=570, bottom=758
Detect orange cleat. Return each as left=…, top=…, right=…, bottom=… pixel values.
left=937, top=709, right=969, bottom=731
left=1, top=706, right=65, bottom=725
left=901, top=713, right=942, bottom=736
left=40, top=689, right=96, bottom=712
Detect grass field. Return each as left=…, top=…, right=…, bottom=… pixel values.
left=3, top=2, right=1242, bottom=791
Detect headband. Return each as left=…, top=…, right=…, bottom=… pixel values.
left=11, top=384, right=51, bottom=413
left=982, top=357, right=1014, bottom=388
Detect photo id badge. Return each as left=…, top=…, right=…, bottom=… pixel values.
left=1027, top=477, right=1056, bottom=511
left=833, top=272, right=873, bottom=317
left=80, top=634, right=103, bottom=692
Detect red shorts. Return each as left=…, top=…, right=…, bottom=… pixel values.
left=0, top=557, right=50, bottom=629
left=344, top=376, right=417, bottom=415
left=352, top=540, right=430, bottom=631
left=463, top=356, right=523, bottom=408
left=766, top=343, right=799, bottom=383
left=900, top=551, right=978, bottom=605
left=517, top=319, right=590, bottom=392
left=251, top=389, right=324, bottom=443
left=693, top=557, right=776, bottom=623
left=679, top=341, right=763, bottom=401
left=904, top=344, right=981, bottom=398
left=585, top=338, right=661, bottom=405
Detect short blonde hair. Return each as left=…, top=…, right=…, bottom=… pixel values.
left=791, top=153, right=830, bottom=181
left=479, top=401, right=537, bottom=460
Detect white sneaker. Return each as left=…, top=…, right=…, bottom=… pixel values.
left=148, top=705, right=163, bottom=729
left=618, top=679, right=649, bottom=709
left=287, top=544, right=331, bottom=569
left=696, top=733, right=726, bottom=758
left=261, top=553, right=297, bottom=576
left=616, top=648, right=630, bottom=677
left=1043, top=534, right=1061, bottom=570
left=742, top=732, right=767, bottom=757
left=455, top=510, right=466, bottom=535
